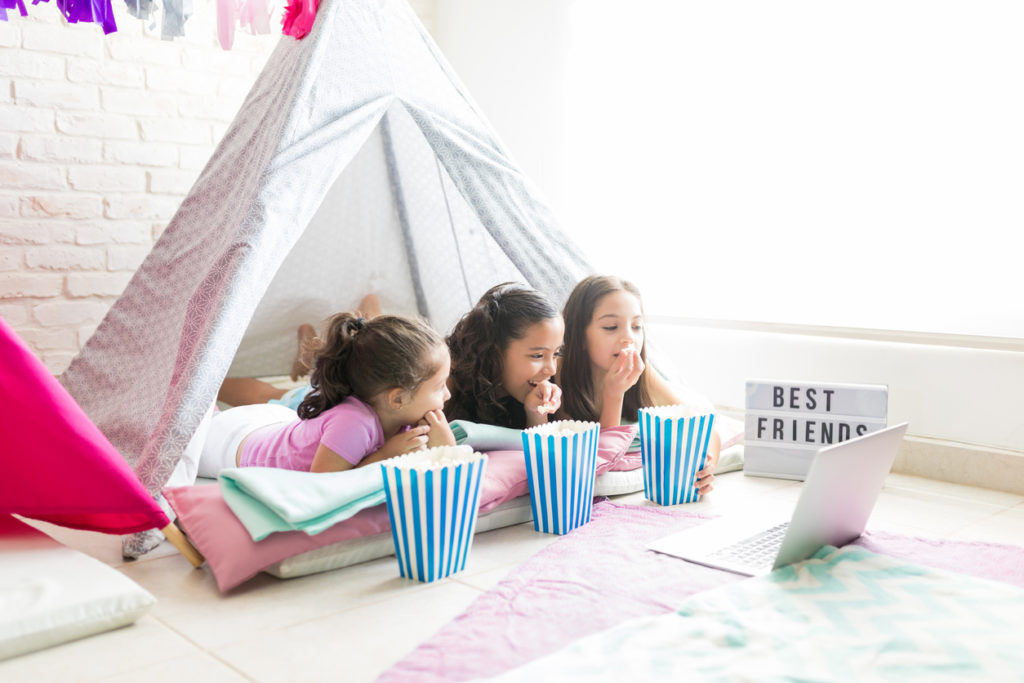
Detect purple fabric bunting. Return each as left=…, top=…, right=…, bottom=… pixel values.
left=0, top=0, right=29, bottom=21
left=11, top=0, right=117, bottom=33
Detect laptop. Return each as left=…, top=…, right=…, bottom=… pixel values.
left=646, top=422, right=908, bottom=576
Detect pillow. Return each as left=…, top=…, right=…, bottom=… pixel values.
left=165, top=426, right=641, bottom=591
left=593, top=469, right=644, bottom=496
left=0, top=515, right=156, bottom=661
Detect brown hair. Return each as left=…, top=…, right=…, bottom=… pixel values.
left=297, top=313, right=444, bottom=420
left=559, top=275, right=654, bottom=423
left=445, top=282, right=560, bottom=428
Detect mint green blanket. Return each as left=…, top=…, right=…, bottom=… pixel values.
left=450, top=420, right=524, bottom=451
left=494, top=545, right=1024, bottom=680
left=451, top=420, right=642, bottom=451
left=219, top=467, right=386, bottom=542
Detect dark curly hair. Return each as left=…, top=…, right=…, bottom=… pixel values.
left=444, top=283, right=559, bottom=428
left=297, top=313, right=444, bottom=420
left=559, top=275, right=653, bottom=423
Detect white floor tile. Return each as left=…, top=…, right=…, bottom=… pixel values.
left=453, top=564, right=517, bottom=591
left=119, top=553, right=444, bottom=651
left=457, top=521, right=563, bottom=578
left=211, top=580, right=482, bottom=683
left=100, top=651, right=251, bottom=683
left=16, top=517, right=181, bottom=568
left=949, top=503, right=1024, bottom=545
left=872, top=485, right=1008, bottom=537
left=0, top=616, right=201, bottom=683
left=884, top=473, right=1024, bottom=508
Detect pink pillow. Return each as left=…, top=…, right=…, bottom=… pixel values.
left=165, top=426, right=638, bottom=592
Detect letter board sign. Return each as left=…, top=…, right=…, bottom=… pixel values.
left=744, top=379, right=888, bottom=480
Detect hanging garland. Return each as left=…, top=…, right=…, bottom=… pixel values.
left=1, top=0, right=321, bottom=46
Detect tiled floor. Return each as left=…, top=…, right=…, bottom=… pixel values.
left=4, top=471, right=1023, bottom=682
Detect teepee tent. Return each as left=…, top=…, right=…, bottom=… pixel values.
left=60, top=0, right=590, bottom=553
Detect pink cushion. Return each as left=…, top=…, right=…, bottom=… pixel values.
left=165, top=426, right=638, bottom=592
left=0, top=317, right=167, bottom=535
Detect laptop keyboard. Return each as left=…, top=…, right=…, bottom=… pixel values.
left=708, top=522, right=790, bottom=569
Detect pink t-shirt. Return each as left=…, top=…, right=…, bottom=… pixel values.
left=239, top=396, right=384, bottom=472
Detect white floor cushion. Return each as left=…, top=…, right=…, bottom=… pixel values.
left=0, top=516, right=156, bottom=661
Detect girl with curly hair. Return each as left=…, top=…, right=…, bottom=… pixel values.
left=444, top=283, right=564, bottom=429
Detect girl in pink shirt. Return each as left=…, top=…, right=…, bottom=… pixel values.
left=198, top=313, right=455, bottom=476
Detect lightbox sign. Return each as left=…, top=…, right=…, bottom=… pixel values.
left=744, top=379, right=888, bottom=480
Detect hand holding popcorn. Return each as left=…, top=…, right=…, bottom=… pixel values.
left=524, top=380, right=562, bottom=427
left=604, top=344, right=644, bottom=400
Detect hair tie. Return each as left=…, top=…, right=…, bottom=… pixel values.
left=349, top=317, right=366, bottom=335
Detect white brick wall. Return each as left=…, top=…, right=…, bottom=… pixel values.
left=1, top=1, right=434, bottom=375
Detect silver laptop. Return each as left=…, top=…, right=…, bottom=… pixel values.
left=647, top=422, right=908, bottom=576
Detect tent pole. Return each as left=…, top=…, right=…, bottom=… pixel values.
left=380, top=113, right=430, bottom=319
left=161, top=522, right=205, bottom=568
left=434, top=157, right=475, bottom=311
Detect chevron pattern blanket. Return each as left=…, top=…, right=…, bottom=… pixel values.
left=493, top=545, right=1024, bottom=681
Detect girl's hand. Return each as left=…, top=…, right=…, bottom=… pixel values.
left=420, top=409, right=456, bottom=448
left=603, top=346, right=644, bottom=400
left=381, top=424, right=430, bottom=459
left=524, top=380, right=562, bottom=427
left=694, top=431, right=722, bottom=496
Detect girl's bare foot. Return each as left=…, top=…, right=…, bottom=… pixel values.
left=291, top=323, right=316, bottom=381
left=358, top=294, right=382, bottom=319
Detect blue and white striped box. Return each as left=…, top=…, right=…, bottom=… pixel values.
left=638, top=407, right=716, bottom=505
left=521, top=421, right=600, bottom=535
left=381, top=446, right=487, bottom=583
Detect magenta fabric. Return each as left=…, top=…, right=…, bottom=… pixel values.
left=281, top=0, right=318, bottom=39
left=0, top=317, right=167, bottom=534
left=379, top=501, right=1024, bottom=682
left=165, top=427, right=638, bottom=591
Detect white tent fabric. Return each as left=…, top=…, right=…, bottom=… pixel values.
left=60, top=0, right=590, bottom=555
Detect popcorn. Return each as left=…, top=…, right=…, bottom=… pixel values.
left=527, top=420, right=599, bottom=438
left=380, top=444, right=488, bottom=582
left=388, top=445, right=485, bottom=470
left=538, top=401, right=557, bottom=414
left=640, top=403, right=713, bottom=420
left=638, top=407, right=716, bottom=505
left=521, top=420, right=601, bottom=534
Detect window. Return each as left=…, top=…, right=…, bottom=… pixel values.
left=436, top=0, right=1024, bottom=339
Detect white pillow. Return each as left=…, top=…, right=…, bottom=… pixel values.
left=0, top=516, right=156, bottom=661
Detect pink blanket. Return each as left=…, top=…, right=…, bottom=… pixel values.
left=380, top=501, right=1024, bottom=681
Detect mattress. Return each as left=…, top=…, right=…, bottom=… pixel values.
left=263, top=469, right=645, bottom=579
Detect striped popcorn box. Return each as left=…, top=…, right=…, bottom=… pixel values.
left=521, top=420, right=600, bottom=535
left=638, top=406, right=716, bottom=505
left=380, top=446, right=488, bottom=583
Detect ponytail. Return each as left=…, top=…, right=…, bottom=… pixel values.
left=297, top=313, right=443, bottom=420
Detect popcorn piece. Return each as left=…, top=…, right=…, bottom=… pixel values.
left=389, top=445, right=484, bottom=470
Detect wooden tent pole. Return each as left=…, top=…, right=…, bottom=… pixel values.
left=161, top=522, right=204, bottom=568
